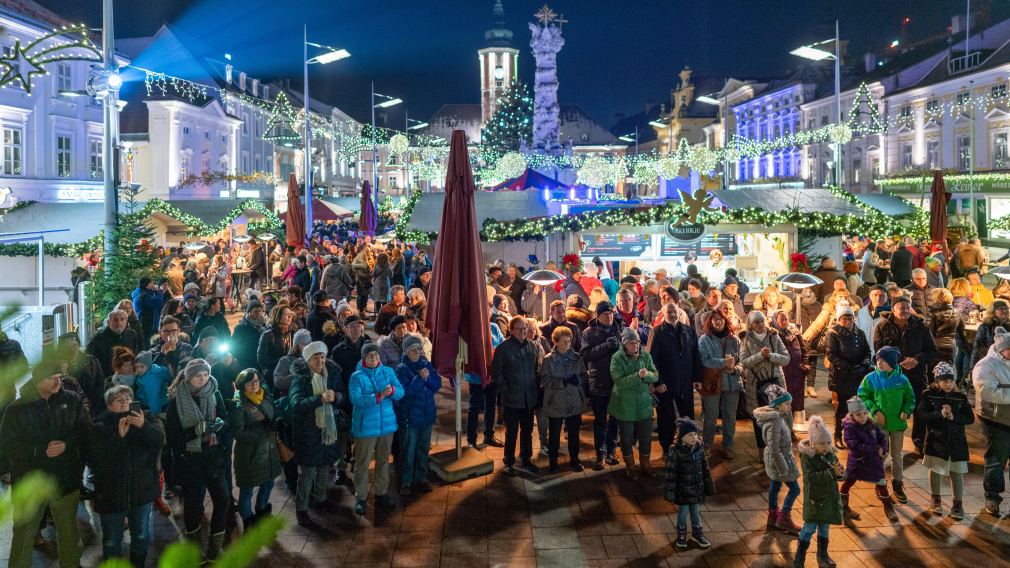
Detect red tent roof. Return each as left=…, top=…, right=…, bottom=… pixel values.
left=489, top=168, right=571, bottom=191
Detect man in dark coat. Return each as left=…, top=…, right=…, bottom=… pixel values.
left=321, top=255, right=355, bottom=304
left=0, top=361, right=90, bottom=568
left=374, top=286, right=407, bottom=337
left=57, top=332, right=104, bottom=417
left=409, top=267, right=431, bottom=297
left=581, top=301, right=623, bottom=469
left=490, top=316, right=541, bottom=476
left=292, top=257, right=312, bottom=294
left=812, top=258, right=845, bottom=302
left=889, top=244, right=914, bottom=287
left=306, top=290, right=337, bottom=342
left=648, top=303, right=702, bottom=451
left=248, top=240, right=267, bottom=290
left=150, top=315, right=194, bottom=379
left=87, top=309, right=143, bottom=377
left=539, top=300, right=582, bottom=352
left=873, top=296, right=937, bottom=451
left=192, top=298, right=231, bottom=341
left=231, top=300, right=266, bottom=370
left=904, top=269, right=935, bottom=325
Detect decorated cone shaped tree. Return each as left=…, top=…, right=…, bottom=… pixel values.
left=482, top=81, right=533, bottom=158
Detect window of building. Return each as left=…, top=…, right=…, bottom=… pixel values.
left=957, top=92, right=971, bottom=106
left=255, top=156, right=261, bottom=171
left=220, top=133, right=227, bottom=143
left=201, top=156, right=210, bottom=174
left=926, top=100, right=939, bottom=113
left=242, top=112, right=249, bottom=135
left=901, top=143, right=913, bottom=170
left=242, top=153, right=250, bottom=173
left=900, top=105, right=912, bottom=118
left=182, top=125, right=190, bottom=135
left=179, top=152, right=190, bottom=179
left=2, top=127, right=22, bottom=175
left=89, top=138, right=102, bottom=178
left=927, top=139, right=940, bottom=168
left=958, top=136, right=971, bottom=170
left=820, top=115, right=829, bottom=126
left=204, top=131, right=210, bottom=140
left=996, top=132, right=1009, bottom=169
left=55, top=62, right=71, bottom=93
left=994, top=84, right=1008, bottom=99
left=56, top=135, right=71, bottom=177
left=852, top=159, right=861, bottom=184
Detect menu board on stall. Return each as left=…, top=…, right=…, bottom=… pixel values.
left=583, top=234, right=650, bottom=257
left=660, top=234, right=738, bottom=257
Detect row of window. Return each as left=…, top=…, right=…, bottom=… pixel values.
left=897, top=133, right=1007, bottom=171
left=0, top=127, right=102, bottom=178
left=899, top=84, right=1009, bottom=119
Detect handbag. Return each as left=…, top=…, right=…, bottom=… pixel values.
left=275, top=435, right=295, bottom=463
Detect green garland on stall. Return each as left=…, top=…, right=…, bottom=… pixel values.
left=393, top=188, right=430, bottom=244
left=0, top=199, right=37, bottom=220
left=0, top=234, right=103, bottom=258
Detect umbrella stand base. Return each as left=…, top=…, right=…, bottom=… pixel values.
left=429, top=446, right=494, bottom=483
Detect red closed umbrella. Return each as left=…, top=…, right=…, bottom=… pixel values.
left=359, top=180, right=377, bottom=236
left=426, top=130, right=493, bottom=385
left=929, top=169, right=951, bottom=246
left=279, top=199, right=353, bottom=222
left=285, top=173, right=305, bottom=248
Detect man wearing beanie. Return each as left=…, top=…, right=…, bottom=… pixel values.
left=56, top=332, right=103, bottom=417
left=231, top=299, right=266, bottom=370
left=491, top=316, right=541, bottom=476
left=377, top=315, right=407, bottom=368
left=795, top=415, right=844, bottom=568
left=288, top=340, right=347, bottom=526
left=306, top=290, right=336, bottom=343
left=972, top=326, right=1010, bottom=516
left=873, top=294, right=936, bottom=455
left=858, top=345, right=916, bottom=505
left=1, top=361, right=89, bottom=568
left=581, top=300, right=624, bottom=469
left=348, top=341, right=404, bottom=515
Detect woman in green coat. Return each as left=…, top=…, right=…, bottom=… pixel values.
left=609, top=327, right=658, bottom=479
left=229, top=369, right=281, bottom=529
left=794, top=415, right=843, bottom=568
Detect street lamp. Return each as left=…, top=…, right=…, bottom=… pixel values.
left=303, top=25, right=350, bottom=242
left=371, top=83, right=402, bottom=206
left=96, top=0, right=122, bottom=274
left=792, top=20, right=842, bottom=188
left=695, top=91, right=730, bottom=189
left=618, top=125, right=639, bottom=154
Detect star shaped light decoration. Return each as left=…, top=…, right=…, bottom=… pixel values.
left=535, top=4, right=558, bottom=26
left=0, top=40, right=46, bottom=92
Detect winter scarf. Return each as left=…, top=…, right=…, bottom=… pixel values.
left=176, top=375, right=219, bottom=453
left=110, top=373, right=137, bottom=390
left=312, top=366, right=338, bottom=446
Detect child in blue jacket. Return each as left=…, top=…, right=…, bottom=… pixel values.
left=395, top=335, right=441, bottom=495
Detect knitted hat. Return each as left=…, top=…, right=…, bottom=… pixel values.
left=184, top=358, right=211, bottom=382
left=747, top=310, right=765, bottom=325
left=595, top=301, right=614, bottom=316
left=135, top=349, right=153, bottom=369
left=344, top=314, right=364, bottom=327
left=876, top=346, right=901, bottom=369
left=933, top=361, right=956, bottom=382
left=846, top=395, right=867, bottom=415
left=361, top=342, right=380, bottom=360
left=403, top=334, right=423, bottom=354
left=995, top=327, right=1010, bottom=352
left=389, top=315, right=406, bottom=331
left=245, top=299, right=263, bottom=314
left=723, top=276, right=739, bottom=288
left=890, top=295, right=910, bottom=307
left=806, top=415, right=832, bottom=444
left=293, top=329, right=313, bottom=349
left=184, top=283, right=201, bottom=296
left=302, top=341, right=328, bottom=360
left=675, top=417, right=698, bottom=441
left=629, top=267, right=643, bottom=276
left=183, top=294, right=198, bottom=304
left=835, top=304, right=855, bottom=319
left=196, top=326, right=218, bottom=343
left=31, top=359, right=63, bottom=382
left=620, top=327, right=640, bottom=344
left=765, top=384, right=792, bottom=407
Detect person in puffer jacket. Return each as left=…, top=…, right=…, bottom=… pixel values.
left=663, top=417, right=714, bottom=551
left=349, top=342, right=404, bottom=515
left=739, top=311, right=790, bottom=450
left=971, top=327, right=1010, bottom=517
left=840, top=396, right=896, bottom=523
left=753, top=384, right=801, bottom=536
left=394, top=336, right=440, bottom=496
left=916, top=363, right=973, bottom=521
left=540, top=325, right=588, bottom=473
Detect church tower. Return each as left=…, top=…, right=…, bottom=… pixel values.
left=478, top=0, right=519, bottom=124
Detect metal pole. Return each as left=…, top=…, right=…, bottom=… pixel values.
left=303, top=24, right=312, bottom=244
left=405, top=109, right=410, bottom=195
left=833, top=19, right=842, bottom=187
left=970, top=79, right=976, bottom=228
left=371, top=81, right=378, bottom=207
left=102, top=0, right=117, bottom=275
left=37, top=234, right=44, bottom=307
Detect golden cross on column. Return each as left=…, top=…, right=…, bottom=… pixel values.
left=534, top=4, right=557, bottom=26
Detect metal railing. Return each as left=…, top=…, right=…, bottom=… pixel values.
left=948, top=51, right=982, bottom=75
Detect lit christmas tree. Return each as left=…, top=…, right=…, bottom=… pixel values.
left=482, top=81, right=533, bottom=158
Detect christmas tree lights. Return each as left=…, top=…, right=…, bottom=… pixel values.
left=481, top=81, right=533, bottom=158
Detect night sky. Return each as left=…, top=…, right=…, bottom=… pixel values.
left=34, top=0, right=1010, bottom=129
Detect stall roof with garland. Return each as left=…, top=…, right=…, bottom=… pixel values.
left=405, top=190, right=549, bottom=234
left=0, top=202, right=105, bottom=243
left=853, top=193, right=916, bottom=217
left=711, top=187, right=864, bottom=216
left=160, top=199, right=273, bottom=228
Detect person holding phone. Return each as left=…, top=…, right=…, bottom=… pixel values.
left=91, top=385, right=163, bottom=566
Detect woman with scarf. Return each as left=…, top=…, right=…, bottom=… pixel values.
left=739, top=311, right=790, bottom=451
left=349, top=342, right=404, bottom=515
left=771, top=310, right=809, bottom=427
left=165, top=359, right=230, bottom=560
left=698, top=310, right=743, bottom=459
left=228, top=369, right=281, bottom=530
left=288, top=341, right=348, bottom=527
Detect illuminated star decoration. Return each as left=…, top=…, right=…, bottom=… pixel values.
left=0, top=25, right=101, bottom=94
left=535, top=4, right=558, bottom=26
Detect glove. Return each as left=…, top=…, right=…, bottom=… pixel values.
left=564, top=375, right=580, bottom=386
left=206, top=417, right=226, bottom=434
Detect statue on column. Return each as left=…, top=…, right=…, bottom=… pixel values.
left=529, top=5, right=565, bottom=153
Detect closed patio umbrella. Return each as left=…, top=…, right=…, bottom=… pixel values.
left=359, top=180, right=377, bottom=236
left=284, top=173, right=305, bottom=248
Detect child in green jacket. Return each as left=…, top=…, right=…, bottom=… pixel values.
left=856, top=346, right=916, bottom=504
left=795, top=415, right=844, bottom=568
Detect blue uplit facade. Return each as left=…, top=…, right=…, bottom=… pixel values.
left=733, top=82, right=814, bottom=182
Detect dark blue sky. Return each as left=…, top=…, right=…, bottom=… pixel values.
left=36, top=0, right=1009, bottom=129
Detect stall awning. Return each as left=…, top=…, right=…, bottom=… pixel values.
left=0, top=202, right=104, bottom=243
left=855, top=193, right=916, bottom=217
left=490, top=168, right=570, bottom=191
left=711, top=187, right=865, bottom=217
left=164, top=199, right=273, bottom=227
left=406, top=190, right=549, bottom=234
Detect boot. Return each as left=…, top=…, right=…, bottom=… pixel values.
left=793, top=411, right=808, bottom=432
left=207, top=531, right=226, bottom=561
left=816, top=536, right=836, bottom=568
left=690, top=525, right=711, bottom=549
left=624, top=453, right=638, bottom=480
left=950, top=500, right=965, bottom=521
left=793, top=539, right=810, bottom=568
left=767, top=508, right=779, bottom=530
left=806, top=385, right=818, bottom=398
left=841, top=493, right=860, bottom=520
left=675, top=526, right=688, bottom=549
left=242, top=514, right=258, bottom=531
left=154, top=472, right=172, bottom=516
left=891, top=480, right=908, bottom=504
left=256, top=504, right=272, bottom=519
left=776, top=510, right=801, bottom=535
left=833, top=431, right=846, bottom=450
left=639, top=455, right=654, bottom=477
left=183, top=528, right=201, bottom=546
left=880, top=493, right=899, bottom=523
left=930, top=494, right=942, bottom=515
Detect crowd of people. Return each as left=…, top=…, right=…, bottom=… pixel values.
left=1, top=231, right=1010, bottom=568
